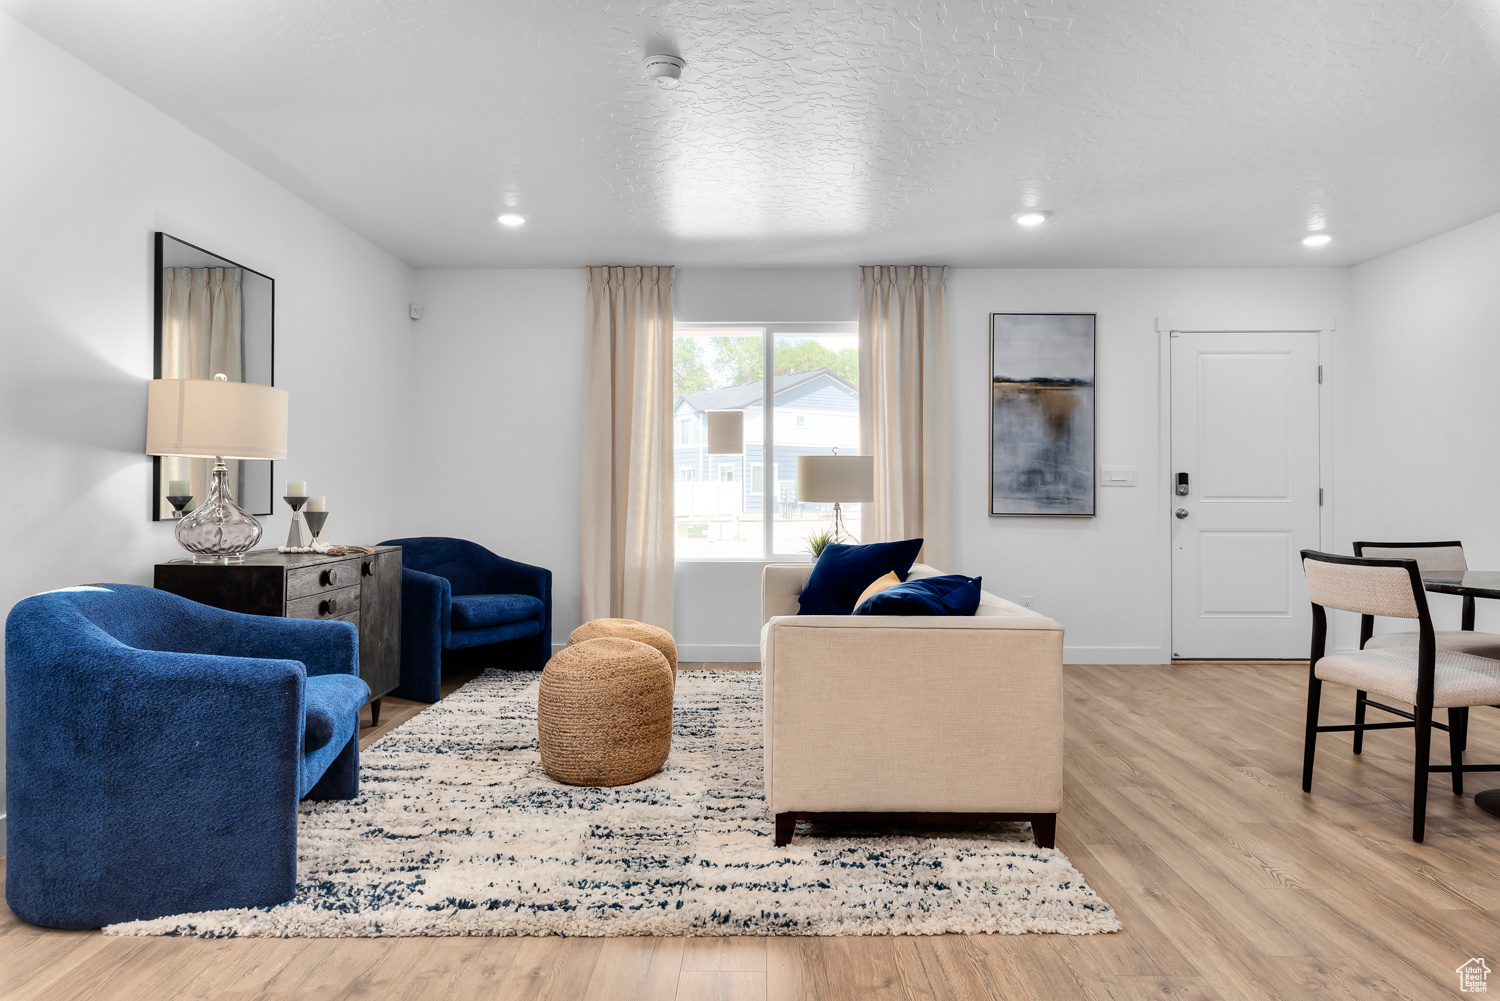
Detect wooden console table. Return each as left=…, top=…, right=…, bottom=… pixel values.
left=154, top=547, right=402, bottom=724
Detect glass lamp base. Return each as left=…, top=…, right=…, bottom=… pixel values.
left=174, top=458, right=263, bottom=560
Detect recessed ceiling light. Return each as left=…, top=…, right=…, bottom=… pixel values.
left=643, top=53, right=686, bottom=89
left=1302, top=233, right=1332, bottom=247
left=1013, top=211, right=1050, bottom=227
left=497, top=213, right=526, bottom=228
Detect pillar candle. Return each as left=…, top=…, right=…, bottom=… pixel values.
left=167, top=480, right=190, bottom=496
left=287, top=481, right=308, bottom=497
left=306, top=496, right=327, bottom=512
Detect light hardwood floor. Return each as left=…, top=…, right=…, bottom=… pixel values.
left=4, top=661, right=1497, bottom=1001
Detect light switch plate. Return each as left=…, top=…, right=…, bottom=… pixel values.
left=1101, top=465, right=1136, bottom=486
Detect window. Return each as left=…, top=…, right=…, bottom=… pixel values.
left=678, top=466, right=698, bottom=482
left=673, top=322, right=859, bottom=559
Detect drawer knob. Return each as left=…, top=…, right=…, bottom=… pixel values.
left=321, top=568, right=338, bottom=587
left=321, top=597, right=338, bottom=616
left=362, top=561, right=375, bottom=576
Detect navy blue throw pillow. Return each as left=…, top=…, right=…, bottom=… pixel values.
left=797, top=539, right=925, bottom=615
left=854, top=574, right=983, bottom=616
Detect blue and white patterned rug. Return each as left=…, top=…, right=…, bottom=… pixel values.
left=106, top=669, right=1120, bottom=938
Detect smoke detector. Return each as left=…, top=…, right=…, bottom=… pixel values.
left=643, top=53, right=686, bottom=89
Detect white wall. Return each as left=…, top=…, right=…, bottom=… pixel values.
left=675, top=269, right=858, bottom=324
left=0, top=14, right=417, bottom=840
left=412, top=265, right=1352, bottom=661
left=1349, top=210, right=1500, bottom=637
left=949, top=269, right=1351, bottom=661
left=406, top=269, right=586, bottom=642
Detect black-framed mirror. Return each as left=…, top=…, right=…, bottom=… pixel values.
left=152, top=233, right=275, bottom=520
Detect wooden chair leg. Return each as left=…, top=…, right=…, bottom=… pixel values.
left=774, top=812, right=795, bottom=847
left=1457, top=706, right=1469, bottom=752
left=1031, top=813, right=1057, bottom=849
left=1413, top=707, right=1432, bottom=842
left=1447, top=707, right=1465, bottom=796
left=1352, top=690, right=1368, bottom=754
left=1302, top=673, right=1323, bottom=793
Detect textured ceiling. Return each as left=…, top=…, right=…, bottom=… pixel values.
left=8, top=0, right=1500, bottom=268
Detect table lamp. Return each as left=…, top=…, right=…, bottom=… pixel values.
left=146, top=375, right=289, bottom=562
left=796, top=449, right=874, bottom=543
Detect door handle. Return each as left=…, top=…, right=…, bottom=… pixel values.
left=1175, top=508, right=1189, bottom=519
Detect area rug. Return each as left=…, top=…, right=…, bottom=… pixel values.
left=106, top=669, right=1120, bottom=938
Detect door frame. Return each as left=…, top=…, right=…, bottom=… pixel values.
left=1156, top=315, right=1336, bottom=661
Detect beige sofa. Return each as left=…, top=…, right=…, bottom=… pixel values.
left=760, top=562, right=1064, bottom=847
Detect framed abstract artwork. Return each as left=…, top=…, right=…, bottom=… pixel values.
left=989, top=312, right=1096, bottom=517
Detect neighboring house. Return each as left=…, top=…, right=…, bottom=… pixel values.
left=673, top=367, right=857, bottom=517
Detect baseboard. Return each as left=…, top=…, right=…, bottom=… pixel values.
left=1063, top=645, right=1168, bottom=665
left=677, top=644, right=760, bottom=663
left=552, top=642, right=761, bottom=664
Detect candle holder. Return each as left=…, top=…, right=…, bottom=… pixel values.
left=303, top=510, right=330, bottom=547
left=283, top=495, right=309, bottom=548
left=166, top=495, right=194, bottom=520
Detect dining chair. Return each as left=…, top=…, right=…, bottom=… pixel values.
left=1300, top=550, right=1500, bottom=842
left=1351, top=541, right=1500, bottom=762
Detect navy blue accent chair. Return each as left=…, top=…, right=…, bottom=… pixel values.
left=377, top=537, right=552, bottom=703
left=5, top=584, right=368, bottom=930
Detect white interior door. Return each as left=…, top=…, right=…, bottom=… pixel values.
left=1170, top=331, right=1321, bottom=659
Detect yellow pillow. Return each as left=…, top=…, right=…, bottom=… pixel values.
left=855, top=571, right=902, bottom=610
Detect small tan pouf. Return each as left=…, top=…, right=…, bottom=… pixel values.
left=570, top=617, right=678, bottom=682
left=538, top=637, right=673, bottom=787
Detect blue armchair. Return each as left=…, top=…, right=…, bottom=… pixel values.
left=5, top=584, right=368, bottom=930
left=377, top=537, right=551, bottom=703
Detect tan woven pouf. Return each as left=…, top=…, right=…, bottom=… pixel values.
left=570, top=617, right=678, bottom=682
left=538, top=637, right=673, bottom=787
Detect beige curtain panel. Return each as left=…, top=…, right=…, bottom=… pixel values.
left=858, top=265, right=951, bottom=568
left=580, top=266, right=676, bottom=630
left=160, top=267, right=244, bottom=504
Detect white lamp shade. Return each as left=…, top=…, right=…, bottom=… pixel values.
left=796, top=454, right=874, bottom=502
left=146, top=379, right=288, bottom=460
left=705, top=410, right=745, bottom=454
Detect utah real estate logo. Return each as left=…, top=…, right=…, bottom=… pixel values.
left=1458, top=958, right=1491, bottom=993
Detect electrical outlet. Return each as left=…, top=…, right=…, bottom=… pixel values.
left=1020, top=595, right=1035, bottom=608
